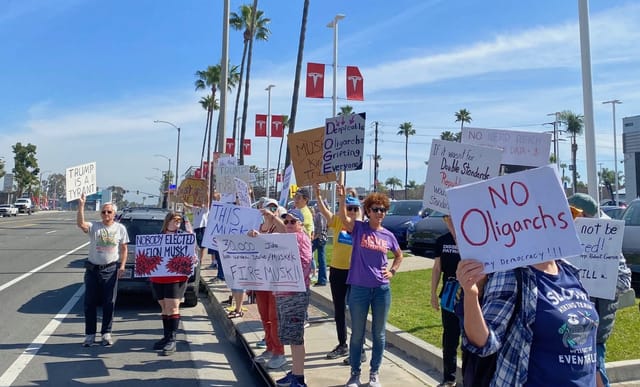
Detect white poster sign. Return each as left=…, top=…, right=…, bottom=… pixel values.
left=234, top=178, right=252, bottom=208
left=66, top=162, right=97, bottom=202
left=565, top=218, right=624, bottom=300
left=134, top=233, right=198, bottom=277
left=279, top=164, right=293, bottom=207
left=216, top=233, right=305, bottom=292
left=447, top=165, right=582, bottom=273
left=422, top=140, right=503, bottom=214
left=322, top=113, right=365, bottom=173
left=202, top=202, right=263, bottom=250
left=461, top=127, right=552, bottom=167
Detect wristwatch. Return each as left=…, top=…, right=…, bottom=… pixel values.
left=390, top=268, right=397, bottom=275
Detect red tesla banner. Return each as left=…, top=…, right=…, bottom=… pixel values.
left=271, top=115, right=284, bottom=137
left=242, top=139, right=251, bottom=156
left=225, top=138, right=235, bottom=155
left=255, top=114, right=267, bottom=137
left=346, top=66, right=364, bottom=101
left=306, top=62, right=325, bottom=98
left=194, top=168, right=202, bottom=178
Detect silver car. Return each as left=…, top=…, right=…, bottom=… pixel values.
left=620, top=199, right=640, bottom=290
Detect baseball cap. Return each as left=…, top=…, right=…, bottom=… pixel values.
left=567, top=193, right=598, bottom=217
left=296, top=187, right=310, bottom=199
left=263, top=198, right=279, bottom=208
left=345, top=196, right=360, bottom=206
left=281, top=208, right=304, bottom=222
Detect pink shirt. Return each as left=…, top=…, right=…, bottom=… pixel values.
left=295, top=230, right=313, bottom=288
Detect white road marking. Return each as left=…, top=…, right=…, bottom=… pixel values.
left=0, top=243, right=89, bottom=292
left=45, top=230, right=56, bottom=234
left=0, top=285, right=84, bottom=386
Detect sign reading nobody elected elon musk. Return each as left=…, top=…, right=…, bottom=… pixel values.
left=447, top=165, right=582, bottom=273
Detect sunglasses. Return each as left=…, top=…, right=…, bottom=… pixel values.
left=369, top=207, right=387, bottom=214
left=172, top=217, right=182, bottom=222
left=266, top=206, right=278, bottom=212
left=283, top=219, right=298, bottom=225
left=347, top=206, right=360, bottom=212
left=101, top=210, right=113, bottom=215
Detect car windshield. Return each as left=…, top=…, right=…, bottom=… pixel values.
left=120, top=219, right=164, bottom=243
left=0, top=204, right=9, bottom=208
left=387, top=201, right=423, bottom=216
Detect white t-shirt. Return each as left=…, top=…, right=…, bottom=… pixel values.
left=87, top=222, right=129, bottom=265
left=193, top=207, right=209, bottom=229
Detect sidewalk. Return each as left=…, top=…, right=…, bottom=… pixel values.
left=198, top=253, right=640, bottom=386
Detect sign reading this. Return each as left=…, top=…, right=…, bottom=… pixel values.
left=66, top=162, right=97, bottom=202
left=202, top=203, right=263, bottom=250
left=134, top=233, right=198, bottom=277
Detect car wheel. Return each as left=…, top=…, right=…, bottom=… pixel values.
left=182, top=291, right=198, bottom=307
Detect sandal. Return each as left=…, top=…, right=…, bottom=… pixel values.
left=227, top=310, right=244, bottom=319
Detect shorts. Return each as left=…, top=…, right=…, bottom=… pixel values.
left=151, top=281, right=188, bottom=301
left=276, top=289, right=310, bottom=345
left=194, top=227, right=205, bottom=248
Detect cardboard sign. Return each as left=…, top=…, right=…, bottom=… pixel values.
left=422, top=140, right=503, bottom=214
left=322, top=113, right=366, bottom=173
left=66, top=162, right=97, bottom=202
left=461, top=127, right=552, bottom=167
left=134, top=233, right=198, bottom=277
left=216, top=233, right=305, bottom=292
left=177, top=177, right=208, bottom=206
left=565, top=218, right=624, bottom=300
left=447, top=165, right=582, bottom=273
left=279, top=164, right=293, bottom=207
left=288, top=127, right=337, bottom=186
left=202, top=202, right=263, bottom=250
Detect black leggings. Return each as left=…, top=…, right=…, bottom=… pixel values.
left=329, top=267, right=350, bottom=346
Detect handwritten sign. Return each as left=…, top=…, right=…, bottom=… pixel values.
left=134, top=233, right=198, bottom=277
left=66, top=162, right=97, bottom=202
left=288, top=127, right=337, bottom=186
left=279, top=164, right=293, bottom=207
left=565, top=218, right=624, bottom=300
left=216, top=233, right=305, bottom=292
left=234, top=178, right=252, bottom=208
left=215, top=164, right=250, bottom=195
left=177, top=177, right=208, bottom=206
left=202, top=202, right=263, bottom=250
left=322, top=113, right=366, bottom=173
left=447, top=165, right=582, bottom=273
left=461, top=127, right=552, bottom=167
left=422, top=140, right=503, bottom=214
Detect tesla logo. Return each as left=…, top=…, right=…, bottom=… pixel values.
left=308, top=72, right=323, bottom=87
left=348, top=75, right=362, bottom=90
left=257, top=120, right=266, bottom=129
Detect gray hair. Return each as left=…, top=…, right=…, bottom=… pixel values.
left=101, top=201, right=117, bottom=213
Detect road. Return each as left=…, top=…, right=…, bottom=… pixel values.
left=0, top=211, right=264, bottom=386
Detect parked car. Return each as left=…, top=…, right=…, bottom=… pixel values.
left=600, top=199, right=627, bottom=208
left=0, top=204, right=18, bottom=217
left=406, top=211, right=448, bottom=257
left=381, top=200, right=425, bottom=249
left=601, top=205, right=625, bottom=220
left=14, top=198, right=34, bottom=214
left=620, top=199, right=640, bottom=291
left=118, top=209, right=200, bottom=307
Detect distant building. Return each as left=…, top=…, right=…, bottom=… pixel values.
left=622, top=115, right=640, bottom=200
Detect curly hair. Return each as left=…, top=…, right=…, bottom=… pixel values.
left=362, top=192, right=390, bottom=216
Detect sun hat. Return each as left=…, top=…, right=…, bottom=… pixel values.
left=567, top=193, right=598, bottom=217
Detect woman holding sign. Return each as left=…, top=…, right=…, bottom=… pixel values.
left=151, top=211, right=194, bottom=356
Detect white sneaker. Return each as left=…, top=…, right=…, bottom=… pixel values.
left=266, top=354, right=287, bottom=369
left=254, top=350, right=273, bottom=364
left=369, top=372, right=381, bottom=387
left=345, top=372, right=361, bottom=387
left=82, top=334, right=95, bottom=347
left=102, top=333, right=113, bottom=347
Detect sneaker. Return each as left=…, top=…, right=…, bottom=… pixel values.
left=82, top=334, right=95, bottom=347
left=436, top=382, right=457, bottom=387
left=344, top=372, right=361, bottom=387
left=267, top=354, right=287, bottom=369
left=313, top=282, right=327, bottom=287
left=369, top=372, right=381, bottom=387
left=101, top=333, right=113, bottom=347
left=254, top=350, right=273, bottom=364
left=275, top=372, right=294, bottom=387
left=303, top=320, right=311, bottom=329
left=256, top=338, right=267, bottom=349
left=343, top=349, right=367, bottom=365
left=326, top=344, right=349, bottom=359
left=290, top=378, right=308, bottom=387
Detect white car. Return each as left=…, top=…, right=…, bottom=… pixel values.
left=0, top=204, right=19, bottom=217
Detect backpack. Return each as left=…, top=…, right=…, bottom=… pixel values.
left=461, top=268, right=522, bottom=387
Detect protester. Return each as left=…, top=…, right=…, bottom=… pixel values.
left=293, top=187, right=314, bottom=238
left=183, top=197, right=209, bottom=265
left=76, top=194, right=129, bottom=347
left=311, top=203, right=328, bottom=286
left=150, top=211, right=194, bottom=356
left=337, top=184, right=403, bottom=387
left=430, top=214, right=461, bottom=387
left=568, top=193, right=632, bottom=387
left=207, top=191, right=225, bottom=282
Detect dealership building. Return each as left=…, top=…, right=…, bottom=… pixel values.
left=623, top=115, right=640, bottom=200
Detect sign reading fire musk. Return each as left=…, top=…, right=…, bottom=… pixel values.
left=447, top=165, right=582, bottom=273
left=66, top=162, right=97, bottom=202
left=461, top=127, right=552, bottom=167
left=202, top=202, right=263, bottom=250
left=565, top=218, right=625, bottom=300
left=134, top=233, right=197, bottom=277
left=422, top=139, right=503, bottom=214
left=288, top=127, right=336, bottom=186
left=216, top=233, right=305, bottom=292
left=322, top=113, right=366, bottom=173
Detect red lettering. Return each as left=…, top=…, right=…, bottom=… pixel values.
left=488, top=181, right=530, bottom=209
left=461, top=209, right=490, bottom=246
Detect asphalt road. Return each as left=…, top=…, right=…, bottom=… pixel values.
left=0, top=211, right=264, bottom=386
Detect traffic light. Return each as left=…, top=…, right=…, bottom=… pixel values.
left=289, top=184, right=298, bottom=198
left=136, top=190, right=139, bottom=195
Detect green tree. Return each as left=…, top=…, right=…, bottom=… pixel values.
left=12, top=142, right=39, bottom=197
left=397, top=122, right=415, bottom=199
left=0, top=158, right=5, bottom=180
left=46, top=173, right=66, bottom=204
left=385, top=177, right=403, bottom=198
left=338, top=105, right=353, bottom=116
left=559, top=110, right=584, bottom=193
left=454, top=108, right=472, bottom=131
left=440, top=130, right=461, bottom=142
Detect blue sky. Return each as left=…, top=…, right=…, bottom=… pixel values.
left=1, top=0, right=639, bottom=203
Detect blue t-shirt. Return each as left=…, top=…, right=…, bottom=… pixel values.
left=526, top=263, right=598, bottom=386
left=346, top=221, right=399, bottom=288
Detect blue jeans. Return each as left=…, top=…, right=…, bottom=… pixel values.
left=312, top=239, right=327, bottom=285
left=596, top=342, right=610, bottom=386
left=83, top=263, right=118, bottom=335
left=348, top=284, right=391, bottom=375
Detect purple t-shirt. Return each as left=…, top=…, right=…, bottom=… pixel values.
left=347, top=221, right=399, bottom=288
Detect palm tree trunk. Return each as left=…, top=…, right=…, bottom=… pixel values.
left=283, top=0, right=309, bottom=168
left=231, top=43, right=248, bottom=154
left=239, top=0, right=259, bottom=166
left=572, top=135, right=578, bottom=193
left=404, top=136, right=408, bottom=200
left=208, top=89, right=217, bottom=199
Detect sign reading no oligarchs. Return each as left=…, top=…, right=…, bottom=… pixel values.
left=565, top=218, right=625, bottom=300
left=447, top=165, right=582, bottom=273
left=322, top=113, right=365, bottom=174
left=66, top=162, right=97, bottom=202
left=134, top=233, right=198, bottom=277
left=202, top=202, right=263, bottom=250
left=216, top=233, right=305, bottom=292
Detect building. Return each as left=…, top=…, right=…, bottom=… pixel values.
left=622, top=115, right=640, bottom=200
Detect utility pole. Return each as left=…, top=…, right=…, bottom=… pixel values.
left=547, top=112, right=561, bottom=169
left=373, top=121, right=379, bottom=192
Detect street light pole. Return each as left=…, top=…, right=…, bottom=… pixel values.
left=153, top=120, right=181, bottom=189
left=154, top=154, right=171, bottom=209
left=265, top=84, right=275, bottom=198
left=602, top=99, right=622, bottom=204
left=327, top=14, right=345, bottom=119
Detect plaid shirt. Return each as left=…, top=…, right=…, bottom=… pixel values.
left=462, top=260, right=583, bottom=387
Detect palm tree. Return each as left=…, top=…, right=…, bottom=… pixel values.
left=229, top=4, right=271, bottom=151
left=338, top=105, right=354, bottom=116
left=397, top=122, right=415, bottom=199
left=385, top=177, right=403, bottom=198
left=440, top=130, right=461, bottom=142
left=275, top=115, right=290, bottom=195
left=560, top=110, right=584, bottom=193
left=454, top=108, right=472, bottom=131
